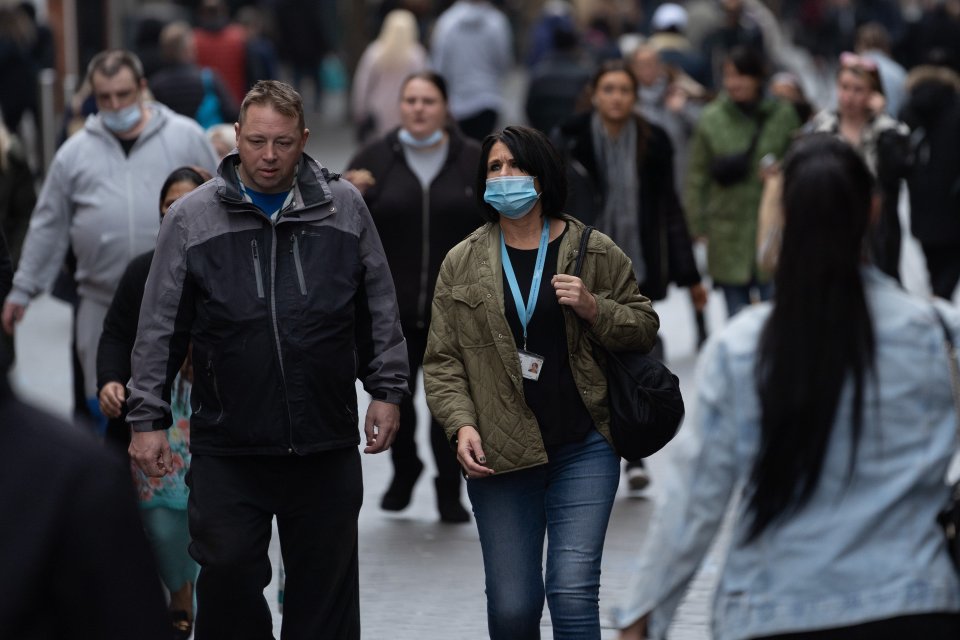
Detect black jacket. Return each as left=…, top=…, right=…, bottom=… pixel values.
left=126, top=151, right=408, bottom=456
left=148, top=63, right=240, bottom=124
left=96, top=250, right=153, bottom=446
left=347, top=128, right=485, bottom=329
left=0, top=228, right=11, bottom=304
left=0, top=374, right=169, bottom=639
left=901, top=77, right=960, bottom=247
left=555, top=112, right=701, bottom=301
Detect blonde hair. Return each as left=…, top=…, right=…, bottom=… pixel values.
left=374, top=10, right=420, bottom=71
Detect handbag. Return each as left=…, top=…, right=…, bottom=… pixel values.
left=573, top=226, right=685, bottom=461
left=708, top=112, right=766, bottom=187
left=934, top=309, right=960, bottom=573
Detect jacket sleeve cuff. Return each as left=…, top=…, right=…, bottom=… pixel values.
left=4, top=287, right=31, bottom=306
left=590, top=296, right=616, bottom=338
left=131, top=419, right=168, bottom=432
left=369, top=390, right=405, bottom=405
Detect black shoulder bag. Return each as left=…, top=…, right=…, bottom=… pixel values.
left=708, top=111, right=767, bottom=187
left=573, top=227, right=685, bottom=461
left=935, top=309, right=960, bottom=573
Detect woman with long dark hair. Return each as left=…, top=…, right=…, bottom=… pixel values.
left=616, top=134, right=960, bottom=640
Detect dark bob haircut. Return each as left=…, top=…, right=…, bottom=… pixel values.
left=725, top=45, right=767, bottom=80
left=475, top=125, right=567, bottom=223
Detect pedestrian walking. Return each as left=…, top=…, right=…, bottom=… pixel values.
left=97, top=166, right=210, bottom=639
left=807, top=50, right=909, bottom=282
left=126, top=80, right=408, bottom=640
left=616, top=133, right=960, bottom=640
left=431, top=0, right=514, bottom=141
left=0, top=340, right=170, bottom=640
left=0, top=49, right=217, bottom=421
left=149, top=21, right=239, bottom=127
left=685, top=46, right=799, bottom=317
left=345, top=71, right=482, bottom=523
left=350, top=9, right=428, bottom=145
left=423, top=125, right=660, bottom=639
left=555, top=60, right=706, bottom=495
left=900, top=64, right=960, bottom=300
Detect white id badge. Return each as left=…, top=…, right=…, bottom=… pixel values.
left=518, top=349, right=545, bottom=381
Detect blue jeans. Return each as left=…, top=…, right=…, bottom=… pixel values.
left=466, top=429, right=620, bottom=640
left=718, top=278, right=773, bottom=317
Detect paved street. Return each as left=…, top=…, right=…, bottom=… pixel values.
left=5, top=83, right=941, bottom=639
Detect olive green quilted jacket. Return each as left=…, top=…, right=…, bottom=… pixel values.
left=684, top=95, right=800, bottom=285
left=423, top=215, right=660, bottom=475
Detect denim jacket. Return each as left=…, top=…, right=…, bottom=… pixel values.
left=613, top=267, right=960, bottom=639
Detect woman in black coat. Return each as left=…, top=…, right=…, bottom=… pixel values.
left=554, top=60, right=706, bottom=493
left=345, top=71, right=485, bottom=523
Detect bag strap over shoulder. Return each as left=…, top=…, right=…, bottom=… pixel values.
left=573, top=226, right=594, bottom=278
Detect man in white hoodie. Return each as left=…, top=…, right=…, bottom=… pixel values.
left=1, top=49, right=217, bottom=419
left=431, top=0, right=514, bottom=141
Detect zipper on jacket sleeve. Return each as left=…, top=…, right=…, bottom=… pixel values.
left=251, top=239, right=265, bottom=298
left=291, top=233, right=307, bottom=295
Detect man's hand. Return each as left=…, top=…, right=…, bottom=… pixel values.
left=1, top=300, right=26, bottom=335
left=456, top=425, right=495, bottom=478
left=129, top=430, right=172, bottom=477
left=363, top=399, right=399, bottom=453
left=342, top=169, right=376, bottom=196
left=619, top=615, right=648, bottom=640
left=98, top=381, right=126, bottom=418
left=689, top=282, right=708, bottom=312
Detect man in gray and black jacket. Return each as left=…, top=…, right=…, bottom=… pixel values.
left=127, top=80, right=408, bottom=639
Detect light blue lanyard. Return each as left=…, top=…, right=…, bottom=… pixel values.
left=501, top=219, right=550, bottom=350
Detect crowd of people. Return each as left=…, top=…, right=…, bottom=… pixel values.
left=2, top=0, right=960, bottom=639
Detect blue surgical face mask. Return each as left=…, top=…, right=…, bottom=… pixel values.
left=484, top=176, right=540, bottom=219
left=102, top=102, right=142, bottom=133
left=398, top=128, right=443, bottom=148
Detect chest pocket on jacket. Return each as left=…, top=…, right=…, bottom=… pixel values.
left=451, top=283, right=495, bottom=348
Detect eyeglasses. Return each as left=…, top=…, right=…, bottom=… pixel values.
left=839, top=52, right=878, bottom=72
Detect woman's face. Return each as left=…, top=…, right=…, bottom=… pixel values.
left=399, top=78, right=447, bottom=139
left=723, top=61, right=761, bottom=103
left=161, top=180, right=199, bottom=218
left=836, top=69, right=872, bottom=119
left=485, top=141, right=542, bottom=192
left=593, top=70, right=637, bottom=124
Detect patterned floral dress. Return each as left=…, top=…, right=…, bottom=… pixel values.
left=133, top=373, right=192, bottom=510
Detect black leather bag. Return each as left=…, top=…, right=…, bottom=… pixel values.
left=573, top=227, right=685, bottom=461
left=934, top=309, right=960, bottom=573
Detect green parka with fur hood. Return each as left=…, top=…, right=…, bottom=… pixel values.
left=423, top=215, right=660, bottom=475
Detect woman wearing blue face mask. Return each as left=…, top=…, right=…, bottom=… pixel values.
left=345, top=71, right=484, bottom=523
left=423, top=125, right=660, bottom=639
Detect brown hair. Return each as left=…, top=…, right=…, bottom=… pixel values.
left=86, top=49, right=145, bottom=86
left=239, top=80, right=306, bottom=131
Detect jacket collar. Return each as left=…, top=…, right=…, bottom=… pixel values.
left=215, top=150, right=334, bottom=218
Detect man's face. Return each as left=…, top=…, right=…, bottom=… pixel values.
left=92, top=67, right=144, bottom=121
left=235, top=104, right=309, bottom=194
left=631, top=49, right=663, bottom=88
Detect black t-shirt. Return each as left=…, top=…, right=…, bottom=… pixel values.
left=118, top=136, right=138, bottom=156
left=502, top=223, right=594, bottom=447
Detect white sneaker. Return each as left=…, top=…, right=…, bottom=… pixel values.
left=626, top=466, right=651, bottom=493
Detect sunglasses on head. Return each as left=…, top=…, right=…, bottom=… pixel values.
left=839, top=52, right=878, bottom=72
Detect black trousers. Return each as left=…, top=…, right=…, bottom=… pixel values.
left=922, top=243, right=960, bottom=300
left=187, top=450, right=363, bottom=640
left=754, top=612, right=960, bottom=639
left=393, top=323, right=462, bottom=487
